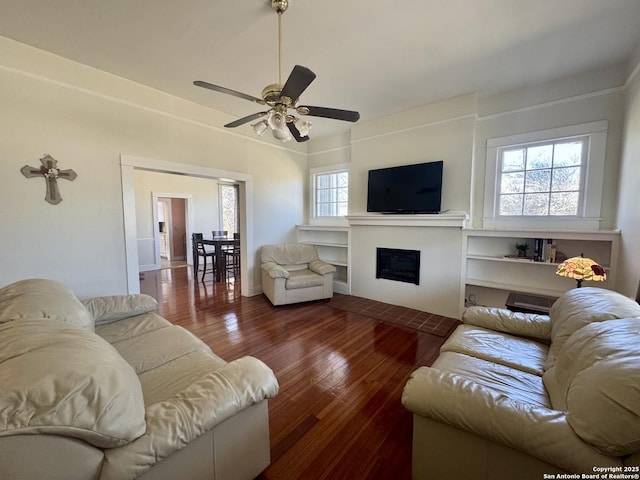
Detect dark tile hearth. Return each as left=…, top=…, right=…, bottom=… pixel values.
left=328, top=294, right=460, bottom=337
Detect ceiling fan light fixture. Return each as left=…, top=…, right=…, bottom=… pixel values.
left=266, top=110, right=287, bottom=130
left=193, top=0, right=360, bottom=143
left=252, top=120, right=269, bottom=137
left=294, top=117, right=311, bottom=137
left=272, top=125, right=292, bottom=142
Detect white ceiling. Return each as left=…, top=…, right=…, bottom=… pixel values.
left=1, top=0, right=640, bottom=139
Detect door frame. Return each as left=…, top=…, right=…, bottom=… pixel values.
left=120, top=154, right=254, bottom=296
left=153, top=193, right=192, bottom=267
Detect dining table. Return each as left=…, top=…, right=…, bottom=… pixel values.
left=194, top=236, right=239, bottom=282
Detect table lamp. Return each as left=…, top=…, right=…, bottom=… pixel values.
left=555, top=253, right=606, bottom=288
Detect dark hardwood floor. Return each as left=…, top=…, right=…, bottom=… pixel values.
left=140, top=267, right=451, bottom=480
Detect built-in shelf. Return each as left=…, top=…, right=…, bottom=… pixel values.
left=461, top=228, right=620, bottom=313
left=297, top=225, right=351, bottom=294
left=299, top=240, right=348, bottom=248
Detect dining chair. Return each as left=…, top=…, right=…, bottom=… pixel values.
left=224, top=233, right=241, bottom=280
left=192, top=232, right=215, bottom=282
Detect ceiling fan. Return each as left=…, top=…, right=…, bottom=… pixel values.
left=193, top=0, right=360, bottom=143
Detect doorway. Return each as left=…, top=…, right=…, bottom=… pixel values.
left=121, top=155, right=254, bottom=297
left=157, top=197, right=188, bottom=268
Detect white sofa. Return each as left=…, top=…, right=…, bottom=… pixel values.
left=260, top=243, right=336, bottom=306
left=402, top=287, right=640, bottom=480
left=0, top=278, right=279, bottom=480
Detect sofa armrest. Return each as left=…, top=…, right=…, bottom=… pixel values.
left=82, top=294, right=158, bottom=325
left=101, top=356, right=279, bottom=480
left=402, top=367, right=621, bottom=473
left=462, top=306, right=551, bottom=341
left=261, top=262, right=289, bottom=279
left=309, top=259, right=336, bottom=275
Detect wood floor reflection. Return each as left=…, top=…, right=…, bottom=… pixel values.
left=140, top=267, right=451, bottom=480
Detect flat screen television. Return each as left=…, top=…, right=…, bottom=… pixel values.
left=367, top=160, right=443, bottom=214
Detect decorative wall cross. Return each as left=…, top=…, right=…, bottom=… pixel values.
left=21, top=154, right=77, bottom=205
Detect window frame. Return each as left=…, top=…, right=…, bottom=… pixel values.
left=496, top=135, right=588, bottom=218
left=310, top=165, right=349, bottom=220
left=218, top=182, right=239, bottom=235
left=483, top=121, right=608, bottom=230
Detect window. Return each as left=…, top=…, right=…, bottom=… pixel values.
left=219, top=183, right=238, bottom=234
left=483, top=121, right=608, bottom=230
left=314, top=170, right=348, bottom=217
left=497, top=137, right=586, bottom=217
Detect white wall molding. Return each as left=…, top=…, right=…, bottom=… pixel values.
left=350, top=114, right=476, bottom=145
left=625, top=58, right=640, bottom=88
left=0, top=63, right=307, bottom=156
left=478, top=86, right=625, bottom=121
left=347, top=212, right=468, bottom=228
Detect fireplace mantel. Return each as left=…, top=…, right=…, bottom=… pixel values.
left=346, top=212, right=468, bottom=228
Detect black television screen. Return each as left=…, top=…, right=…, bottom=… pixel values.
left=367, top=161, right=443, bottom=214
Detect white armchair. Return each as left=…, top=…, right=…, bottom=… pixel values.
left=260, top=243, right=336, bottom=306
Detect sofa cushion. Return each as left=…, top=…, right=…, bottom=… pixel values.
left=0, top=319, right=146, bottom=448
left=105, top=322, right=213, bottom=377
left=83, top=294, right=158, bottom=325
left=440, top=324, right=549, bottom=375
left=0, top=278, right=93, bottom=332
left=96, top=312, right=229, bottom=406
left=543, top=318, right=640, bottom=456
left=95, top=311, right=172, bottom=344
left=432, top=351, right=550, bottom=408
left=261, top=243, right=319, bottom=265
left=285, top=269, right=325, bottom=290
left=546, top=287, right=640, bottom=369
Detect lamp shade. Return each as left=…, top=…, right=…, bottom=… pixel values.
left=556, top=254, right=606, bottom=288
left=252, top=120, right=269, bottom=137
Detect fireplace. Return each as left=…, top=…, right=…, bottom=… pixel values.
left=376, top=248, right=420, bottom=285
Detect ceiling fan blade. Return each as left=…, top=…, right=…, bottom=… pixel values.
left=287, top=122, right=310, bottom=142
left=224, top=111, right=269, bottom=128
left=297, top=106, right=360, bottom=122
left=280, top=65, right=316, bottom=104
left=194, top=81, right=265, bottom=105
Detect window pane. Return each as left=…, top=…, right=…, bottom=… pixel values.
left=337, top=172, right=349, bottom=187
left=526, top=145, right=552, bottom=170
left=497, top=135, right=587, bottom=218
left=502, top=149, right=525, bottom=171
left=315, top=171, right=348, bottom=217
left=525, top=169, right=551, bottom=193
left=523, top=193, right=549, bottom=215
left=317, top=175, right=329, bottom=188
left=554, top=141, right=583, bottom=167
left=317, top=189, right=331, bottom=203
left=551, top=166, right=581, bottom=191
left=501, top=172, right=524, bottom=194
left=317, top=203, right=329, bottom=216
left=550, top=192, right=579, bottom=215
left=499, top=194, right=523, bottom=215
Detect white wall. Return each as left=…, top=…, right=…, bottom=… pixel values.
left=616, top=59, right=640, bottom=297
left=0, top=36, right=306, bottom=298
left=344, top=95, right=476, bottom=318
left=473, top=64, right=627, bottom=230
left=332, top=66, right=630, bottom=317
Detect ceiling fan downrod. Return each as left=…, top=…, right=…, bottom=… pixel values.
left=272, top=0, right=288, bottom=86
